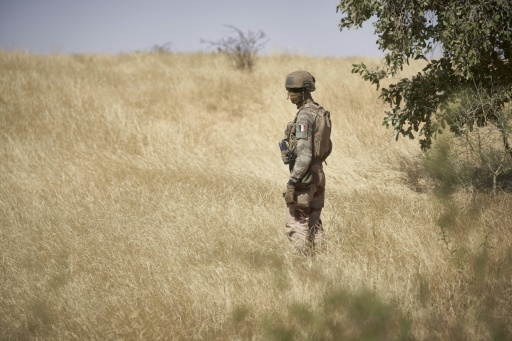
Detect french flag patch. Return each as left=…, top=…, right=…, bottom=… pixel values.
left=298, top=124, right=307, bottom=132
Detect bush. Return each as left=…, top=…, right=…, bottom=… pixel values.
left=202, top=25, right=268, bottom=71
left=148, top=42, right=173, bottom=54
left=414, top=134, right=512, bottom=196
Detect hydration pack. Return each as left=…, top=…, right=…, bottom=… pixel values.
left=304, top=102, right=332, bottom=162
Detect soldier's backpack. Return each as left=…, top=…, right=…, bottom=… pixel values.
left=304, top=101, right=332, bottom=162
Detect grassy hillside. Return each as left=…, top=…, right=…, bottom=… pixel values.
left=1, top=51, right=511, bottom=340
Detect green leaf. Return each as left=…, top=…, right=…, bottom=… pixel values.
left=337, top=0, right=512, bottom=152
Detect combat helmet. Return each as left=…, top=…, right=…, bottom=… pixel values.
left=285, top=71, right=316, bottom=92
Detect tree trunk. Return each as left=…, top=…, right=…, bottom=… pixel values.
left=493, top=173, right=497, bottom=196
left=503, top=133, right=512, bottom=161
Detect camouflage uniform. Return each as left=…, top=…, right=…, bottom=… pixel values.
left=284, top=98, right=326, bottom=255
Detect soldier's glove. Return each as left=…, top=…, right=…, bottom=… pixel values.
left=284, top=179, right=296, bottom=205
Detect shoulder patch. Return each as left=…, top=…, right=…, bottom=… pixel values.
left=296, top=119, right=309, bottom=139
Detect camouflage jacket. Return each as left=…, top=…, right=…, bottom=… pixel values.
left=289, top=99, right=320, bottom=185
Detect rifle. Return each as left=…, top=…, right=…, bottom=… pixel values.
left=279, top=139, right=296, bottom=172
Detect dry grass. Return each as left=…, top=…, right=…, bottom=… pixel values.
left=1, top=51, right=511, bottom=340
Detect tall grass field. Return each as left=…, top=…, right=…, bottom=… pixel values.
left=1, top=51, right=511, bottom=340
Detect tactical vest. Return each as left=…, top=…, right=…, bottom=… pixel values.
left=282, top=101, right=332, bottom=178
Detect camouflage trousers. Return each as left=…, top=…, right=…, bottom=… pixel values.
left=285, top=164, right=325, bottom=255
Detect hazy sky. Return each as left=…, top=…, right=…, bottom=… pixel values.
left=0, top=0, right=382, bottom=57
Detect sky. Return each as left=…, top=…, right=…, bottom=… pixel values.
left=0, top=0, right=382, bottom=57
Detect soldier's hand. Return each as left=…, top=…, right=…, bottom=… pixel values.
left=284, top=180, right=296, bottom=205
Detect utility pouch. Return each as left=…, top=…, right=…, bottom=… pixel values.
left=284, top=121, right=297, bottom=152
left=284, top=121, right=294, bottom=139
left=297, top=184, right=317, bottom=209
left=296, top=192, right=310, bottom=209
left=283, top=187, right=310, bottom=208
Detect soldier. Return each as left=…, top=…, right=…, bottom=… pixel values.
left=279, top=71, right=332, bottom=255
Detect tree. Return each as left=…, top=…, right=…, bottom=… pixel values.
left=202, top=25, right=269, bottom=71
left=149, top=42, right=173, bottom=54
left=336, top=0, right=512, bottom=156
